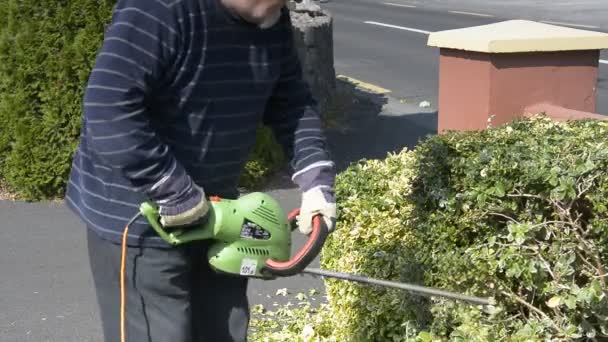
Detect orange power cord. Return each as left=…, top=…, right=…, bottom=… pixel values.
left=119, top=212, right=141, bottom=342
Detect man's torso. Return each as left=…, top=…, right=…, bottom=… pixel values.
left=66, top=0, right=294, bottom=246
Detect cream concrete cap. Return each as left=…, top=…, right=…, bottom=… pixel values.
left=427, top=19, right=608, bottom=53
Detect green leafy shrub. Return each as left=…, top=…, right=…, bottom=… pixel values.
left=321, top=150, right=429, bottom=341
left=0, top=0, right=285, bottom=201
left=249, top=290, right=337, bottom=342
left=407, top=116, right=608, bottom=340
left=308, top=116, right=607, bottom=341
left=240, top=126, right=286, bottom=190
left=0, top=0, right=115, bottom=200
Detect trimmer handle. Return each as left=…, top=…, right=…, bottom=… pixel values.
left=263, top=209, right=329, bottom=277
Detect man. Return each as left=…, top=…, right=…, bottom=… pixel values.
left=64, top=0, right=337, bottom=341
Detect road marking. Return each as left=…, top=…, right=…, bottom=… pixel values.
left=337, top=75, right=391, bottom=94
left=364, top=21, right=431, bottom=34
left=363, top=20, right=607, bottom=68
left=449, top=10, right=493, bottom=17
left=383, top=2, right=416, bottom=8
left=540, top=20, right=599, bottom=29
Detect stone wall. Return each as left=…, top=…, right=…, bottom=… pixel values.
left=289, top=3, right=336, bottom=115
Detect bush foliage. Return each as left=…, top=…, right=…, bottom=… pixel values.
left=249, top=116, right=607, bottom=341
left=324, top=116, right=608, bottom=341
left=409, top=117, right=607, bottom=340
left=0, top=0, right=284, bottom=200
left=0, top=0, right=115, bottom=200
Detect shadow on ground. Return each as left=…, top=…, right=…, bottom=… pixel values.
left=261, top=77, right=438, bottom=193
left=326, top=78, right=438, bottom=173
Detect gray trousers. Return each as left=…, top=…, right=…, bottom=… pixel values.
left=86, top=228, right=250, bottom=342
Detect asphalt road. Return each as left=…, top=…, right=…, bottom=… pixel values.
left=323, top=0, right=608, bottom=114
left=403, top=0, right=608, bottom=29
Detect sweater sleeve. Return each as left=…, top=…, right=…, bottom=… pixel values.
left=83, top=0, right=196, bottom=206
left=262, top=10, right=336, bottom=193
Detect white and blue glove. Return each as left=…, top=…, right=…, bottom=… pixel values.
left=299, top=185, right=336, bottom=235
left=293, top=162, right=337, bottom=235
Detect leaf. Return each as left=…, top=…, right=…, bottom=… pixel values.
left=564, top=295, right=577, bottom=310
left=589, top=279, right=603, bottom=297
left=495, top=183, right=506, bottom=197
left=416, top=332, right=433, bottom=342
left=546, top=296, right=561, bottom=308
left=276, top=288, right=289, bottom=296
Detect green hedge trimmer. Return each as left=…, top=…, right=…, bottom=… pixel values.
left=136, top=191, right=491, bottom=306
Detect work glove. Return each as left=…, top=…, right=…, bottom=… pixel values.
left=158, top=183, right=210, bottom=228
left=298, top=185, right=336, bottom=235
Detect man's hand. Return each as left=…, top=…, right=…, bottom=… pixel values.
left=298, top=186, right=336, bottom=235
left=158, top=184, right=210, bottom=228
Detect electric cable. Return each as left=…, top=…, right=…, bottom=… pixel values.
left=120, top=212, right=142, bottom=342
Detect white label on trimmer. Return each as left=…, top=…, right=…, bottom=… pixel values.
left=240, top=258, right=258, bottom=276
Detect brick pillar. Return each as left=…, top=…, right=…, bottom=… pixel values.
left=427, top=20, right=608, bottom=132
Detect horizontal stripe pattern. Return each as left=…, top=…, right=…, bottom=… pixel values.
left=65, top=0, right=334, bottom=247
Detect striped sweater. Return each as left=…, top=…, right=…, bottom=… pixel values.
left=65, top=0, right=335, bottom=247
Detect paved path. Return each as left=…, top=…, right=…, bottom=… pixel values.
left=0, top=82, right=436, bottom=341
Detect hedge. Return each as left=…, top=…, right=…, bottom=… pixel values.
left=0, top=0, right=284, bottom=201
left=249, top=115, right=608, bottom=341
left=404, top=116, right=607, bottom=340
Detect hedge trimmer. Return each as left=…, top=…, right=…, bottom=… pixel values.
left=118, top=192, right=490, bottom=341
left=139, top=192, right=489, bottom=303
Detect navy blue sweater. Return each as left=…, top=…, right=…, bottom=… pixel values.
left=65, top=0, right=335, bottom=247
